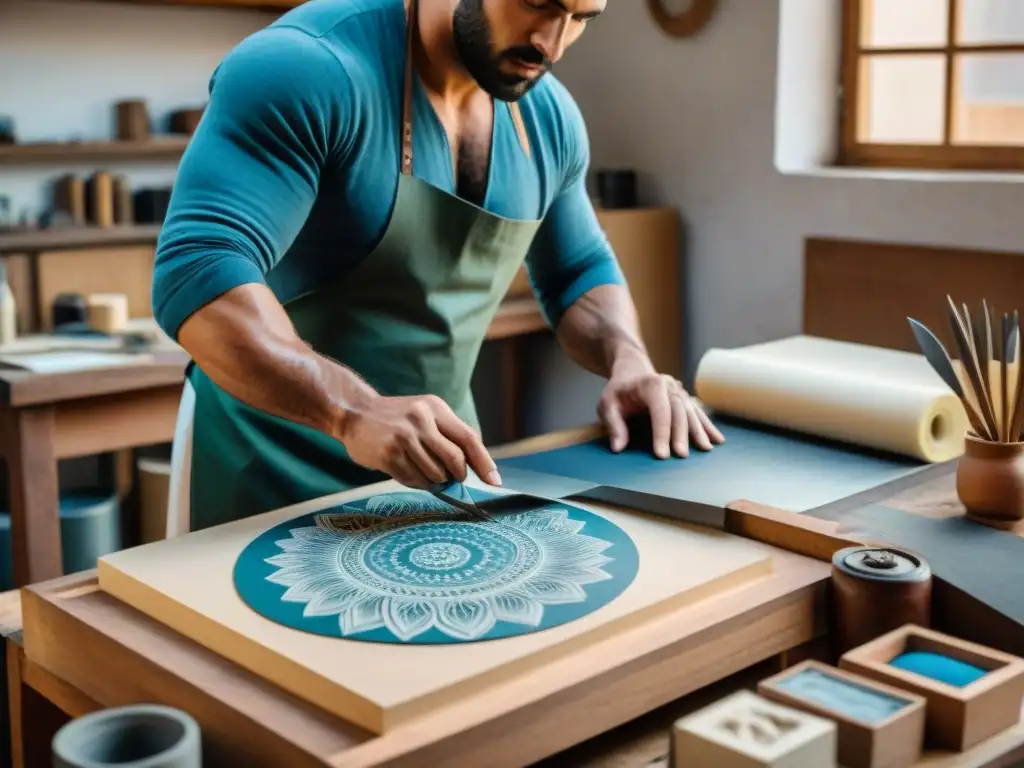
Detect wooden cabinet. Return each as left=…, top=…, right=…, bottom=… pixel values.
left=507, top=206, right=683, bottom=378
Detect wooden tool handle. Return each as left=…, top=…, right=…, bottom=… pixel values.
left=724, top=499, right=877, bottom=562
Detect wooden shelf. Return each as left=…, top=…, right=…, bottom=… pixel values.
left=72, top=0, right=304, bottom=10
left=0, top=137, right=190, bottom=166
left=0, top=225, right=162, bottom=254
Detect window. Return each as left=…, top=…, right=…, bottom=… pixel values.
left=840, top=0, right=1024, bottom=171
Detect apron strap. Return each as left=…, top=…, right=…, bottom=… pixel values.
left=402, top=0, right=416, bottom=175
left=401, top=0, right=532, bottom=175
left=508, top=102, right=532, bottom=161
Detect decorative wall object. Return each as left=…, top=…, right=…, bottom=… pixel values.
left=647, top=0, right=718, bottom=38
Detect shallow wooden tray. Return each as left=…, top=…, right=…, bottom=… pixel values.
left=22, top=546, right=829, bottom=767
left=96, top=481, right=776, bottom=734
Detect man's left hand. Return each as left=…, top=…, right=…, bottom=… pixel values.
left=597, top=358, right=725, bottom=459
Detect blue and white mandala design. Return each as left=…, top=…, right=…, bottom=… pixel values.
left=233, top=490, right=640, bottom=644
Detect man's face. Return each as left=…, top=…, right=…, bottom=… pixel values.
left=452, top=0, right=605, bottom=101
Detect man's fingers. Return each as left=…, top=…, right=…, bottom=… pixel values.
left=684, top=397, right=713, bottom=452
left=644, top=377, right=672, bottom=459
left=695, top=404, right=726, bottom=444
left=390, top=453, right=431, bottom=489
left=670, top=390, right=690, bottom=457
left=435, top=412, right=500, bottom=485
left=404, top=435, right=449, bottom=485
left=422, top=424, right=468, bottom=482
left=598, top=399, right=626, bottom=454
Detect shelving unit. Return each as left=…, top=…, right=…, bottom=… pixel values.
left=0, top=224, right=163, bottom=255
left=68, top=0, right=304, bottom=10
left=0, top=137, right=190, bottom=167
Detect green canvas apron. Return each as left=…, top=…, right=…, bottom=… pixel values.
left=187, top=0, right=543, bottom=532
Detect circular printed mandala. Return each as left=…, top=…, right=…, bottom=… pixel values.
left=233, top=489, right=639, bottom=644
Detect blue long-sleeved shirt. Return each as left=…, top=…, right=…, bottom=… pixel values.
left=151, top=0, right=624, bottom=340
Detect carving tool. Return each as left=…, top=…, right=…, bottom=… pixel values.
left=980, top=301, right=996, bottom=436
left=428, top=480, right=494, bottom=521
left=963, top=302, right=977, bottom=358
left=908, top=317, right=988, bottom=438
left=968, top=299, right=998, bottom=435
left=946, top=297, right=998, bottom=440
left=1000, top=311, right=1009, bottom=441
left=1012, top=315, right=1024, bottom=442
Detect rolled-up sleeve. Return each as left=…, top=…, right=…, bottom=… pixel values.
left=152, top=26, right=351, bottom=339
left=524, top=94, right=625, bottom=329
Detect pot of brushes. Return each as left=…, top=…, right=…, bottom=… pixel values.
left=909, top=296, right=1024, bottom=530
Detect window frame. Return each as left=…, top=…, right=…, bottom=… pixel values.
left=839, top=0, right=1024, bottom=171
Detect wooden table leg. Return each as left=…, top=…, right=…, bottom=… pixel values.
left=7, top=638, right=72, bottom=768
left=499, top=337, right=524, bottom=444
left=1, top=407, right=62, bottom=586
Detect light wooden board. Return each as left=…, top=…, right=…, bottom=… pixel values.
left=97, top=479, right=773, bottom=735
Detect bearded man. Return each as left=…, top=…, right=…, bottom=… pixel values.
left=152, top=0, right=723, bottom=531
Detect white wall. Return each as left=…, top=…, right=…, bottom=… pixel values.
left=5, top=0, right=1024, bottom=439
left=551, top=0, right=1024, bottom=383
left=0, top=0, right=274, bottom=221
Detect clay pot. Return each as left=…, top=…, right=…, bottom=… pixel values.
left=52, top=704, right=201, bottom=768
left=956, top=432, right=1024, bottom=527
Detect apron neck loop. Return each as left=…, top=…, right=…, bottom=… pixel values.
left=400, top=0, right=532, bottom=176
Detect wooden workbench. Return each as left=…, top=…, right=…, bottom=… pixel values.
left=0, top=348, right=189, bottom=587
left=12, top=425, right=1024, bottom=767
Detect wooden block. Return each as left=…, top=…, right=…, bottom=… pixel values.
left=839, top=624, right=1024, bottom=751
left=86, top=293, right=128, bottom=333
left=672, top=689, right=837, bottom=767
left=757, top=660, right=926, bottom=768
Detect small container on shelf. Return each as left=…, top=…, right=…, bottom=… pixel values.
left=115, top=99, right=151, bottom=142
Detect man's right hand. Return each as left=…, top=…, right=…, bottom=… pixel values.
left=338, top=393, right=501, bottom=490
left=176, top=284, right=501, bottom=491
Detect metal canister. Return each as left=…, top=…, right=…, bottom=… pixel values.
left=830, top=546, right=932, bottom=656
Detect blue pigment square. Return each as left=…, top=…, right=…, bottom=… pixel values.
left=888, top=651, right=988, bottom=687
left=774, top=667, right=914, bottom=724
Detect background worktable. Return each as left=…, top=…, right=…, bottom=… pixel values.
left=0, top=348, right=188, bottom=587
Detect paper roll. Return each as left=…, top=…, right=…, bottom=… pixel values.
left=693, top=335, right=968, bottom=462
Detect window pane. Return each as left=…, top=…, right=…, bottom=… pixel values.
left=862, top=0, right=948, bottom=48
left=959, top=0, right=1024, bottom=44
left=953, top=52, right=1024, bottom=144
left=859, top=55, right=947, bottom=143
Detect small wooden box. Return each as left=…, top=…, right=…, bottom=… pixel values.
left=839, top=624, right=1024, bottom=751
left=758, top=660, right=926, bottom=768
left=672, top=689, right=837, bottom=767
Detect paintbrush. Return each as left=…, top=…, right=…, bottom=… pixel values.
left=947, top=296, right=1000, bottom=441
left=1000, top=311, right=1009, bottom=441
left=1012, top=310, right=1022, bottom=440
left=908, top=317, right=989, bottom=438
left=1011, top=310, right=1024, bottom=442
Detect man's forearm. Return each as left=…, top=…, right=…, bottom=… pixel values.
left=176, top=283, right=378, bottom=439
left=554, top=283, right=654, bottom=379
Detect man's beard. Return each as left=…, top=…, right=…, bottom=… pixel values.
left=452, top=0, right=551, bottom=101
